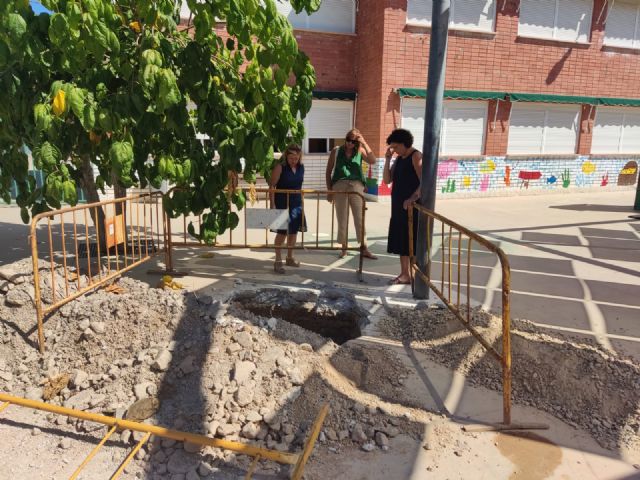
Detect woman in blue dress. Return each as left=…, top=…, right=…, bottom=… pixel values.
left=383, top=129, right=422, bottom=285
left=269, top=144, right=307, bottom=274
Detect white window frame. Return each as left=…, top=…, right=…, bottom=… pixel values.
left=592, top=106, right=640, bottom=154
left=603, top=0, right=640, bottom=49
left=507, top=103, right=580, bottom=155
left=518, top=0, right=593, bottom=44
left=276, top=0, right=356, bottom=34
left=406, top=0, right=497, bottom=33
left=303, top=100, right=354, bottom=154
left=401, top=99, right=488, bottom=156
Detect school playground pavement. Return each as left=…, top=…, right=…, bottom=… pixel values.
left=1, top=189, right=640, bottom=478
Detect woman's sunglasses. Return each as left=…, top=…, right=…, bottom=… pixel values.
left=345, top=138, right=357, bottom=144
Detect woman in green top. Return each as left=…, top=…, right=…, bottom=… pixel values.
left=325, top=128, right=378, bottom=259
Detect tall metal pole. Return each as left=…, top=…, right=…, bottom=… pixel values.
left=414, top=0, right=450, bottom=299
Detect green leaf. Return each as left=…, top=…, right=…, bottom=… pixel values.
left=67, top=87, right=85, bottom=120
left=228, top=211, right=239, bottom=230
left=109, top=141, right=134, bottom=186
left=63, top=180, right=78, bottom=205
left=0, top=40, right=10, bottom=68
left=33, top=104, right=52, bottom=132
left=82, top=103, right=96, bottom=130
left=231, top=189, right=246, bottom=210
left=20, top=207, right=30, bottom=224
left=141, top=49, right=163, bottom=67
left=5, top=13, right=27, bottom=40
left=34, top=142, right=62, bottom=170
left=157, top=69, right=181, bottom=112
left=48, top=13, right=69, bottom=46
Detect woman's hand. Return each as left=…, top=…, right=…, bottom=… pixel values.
left=403, top=192, right=420, bottom=210
left=385, top=147, right=394, bottom=161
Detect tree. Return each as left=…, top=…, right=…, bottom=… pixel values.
left=0, top=0, right=318, bottom=243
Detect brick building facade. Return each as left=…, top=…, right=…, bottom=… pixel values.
left=283, top=0, right=640, bottom=197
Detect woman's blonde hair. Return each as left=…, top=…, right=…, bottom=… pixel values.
left=281, top=143, right=303, bottom=165
left=345, top=128, right=360, bottom=140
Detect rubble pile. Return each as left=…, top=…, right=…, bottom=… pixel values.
left=0, top=261, right=421, bottom=479
left=379, top=305, right=640, bottom=452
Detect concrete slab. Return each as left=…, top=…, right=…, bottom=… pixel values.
left=1, top=189, right=639, bottom=478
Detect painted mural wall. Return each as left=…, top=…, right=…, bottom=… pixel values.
left=366, top=156, right=639, bottom=198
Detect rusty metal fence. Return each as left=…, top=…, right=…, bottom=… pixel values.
left=171, top=187, right=368, bottom=277
left=29, top=188, right=368, bottom=352
left=0, top=393, right=327, bottom=480
left=29, top=192, right=170, bottom=353
left=408, top=204, right=514, bottom=425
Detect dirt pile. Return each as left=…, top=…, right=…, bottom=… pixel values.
left=378, top=304, right=640, bottom=452
left=0, top=260, right=423, bottom=479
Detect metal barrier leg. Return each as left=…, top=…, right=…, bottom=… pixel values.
left=111, top=431, right=151, bottom=479
left=290, top=403, right=329, bottom=480
left=70, top=425, right=118, bottom=480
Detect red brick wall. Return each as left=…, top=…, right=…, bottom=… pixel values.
left=577, top=104, right=597, bottom=155
left=485, top=100, right=512, bottom=156
left=354, top=0, right=388, bottom=152
left=294, top=31, right=357, bottom=91
left=377, top=0, right=640, bottom=156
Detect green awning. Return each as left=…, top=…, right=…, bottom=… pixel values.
left=397, top=88, right=640, bottom=108
left=397, top=88, right=506, bottom=101
left=598, top=97, right=640, bottom=107
left=312, top=91, right=356, bottom=101
left=509, top=92, right=599, bottom=105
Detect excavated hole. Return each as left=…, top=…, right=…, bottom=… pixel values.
left=233, top=287, right=367, bottom=344
left=273, top=308, right=362, bottom=344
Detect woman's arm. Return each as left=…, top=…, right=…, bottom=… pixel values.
left=356, top=133, right=377, bottom=165
left=269, top=164, right=282, bottom=208
left=403, top=151, right=423, bottom=210
left=325, top=147, right=337, bottom=201
left=325, top=147, right=337, bottom=189
left=382, top=147, right=394, bottom=185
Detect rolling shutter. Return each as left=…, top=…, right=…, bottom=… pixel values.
left=622, top=110, right=640, bottom=153
left=407, top=0, right=431, bottom=25
left=305, top=100, right=353, bottom=141
left=452, top=0, right=495, bottom=32
left=519, top=0, right=592, bottom=42
left=401, top=99, right=487, bottom=155
left=406, top=0, right=496, bottom=32
left=592, top=109, right=624, bottom=153
left=441, top=101, right=487, bottom=155
left=594, top=107, right=640, bottom=153
left=555, top=0, right=592, bottom=42
left=543, top=106, right=580, bottom=153
left=604, top=0, right=640, bottom=49
left=276, top=0, right=354, bottom=33
left=401, top=99, right=426, bottom=152
left=507, top=103, right=578, bottom=155
left=518, top=0, right=556, bottom=39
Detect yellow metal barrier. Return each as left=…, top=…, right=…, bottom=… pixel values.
left=408, top=204, right=515, bottom=425
left=30, top=192, right=170, bottom=353
left=29, top=187, right=369, bottom=353
left=170, top=187, right=368, bottom=278
left=0, top=392, right=328, bottom=480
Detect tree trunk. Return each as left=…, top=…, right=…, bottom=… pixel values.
left=79, top=155, right=107, bottom=251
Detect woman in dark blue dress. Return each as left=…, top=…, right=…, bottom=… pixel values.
left=269, top=144, right=307, bottom=274
left=383, top=129, right=422, bottom=285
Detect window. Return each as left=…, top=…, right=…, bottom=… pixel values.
left=592, top=107, right=640, bottom=154
left=507, top=103, right=580, bottom=155
left=518, top=0, right=592, bottom=43
left=304, top=100, right=353, bottom=154
left=276, top=0, right=355, bottom=34
left=603, top=0, right=640, bottom=49
left=407, top=0, right=496, bottom=32
left=401, top=99, right=487, bottom=155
